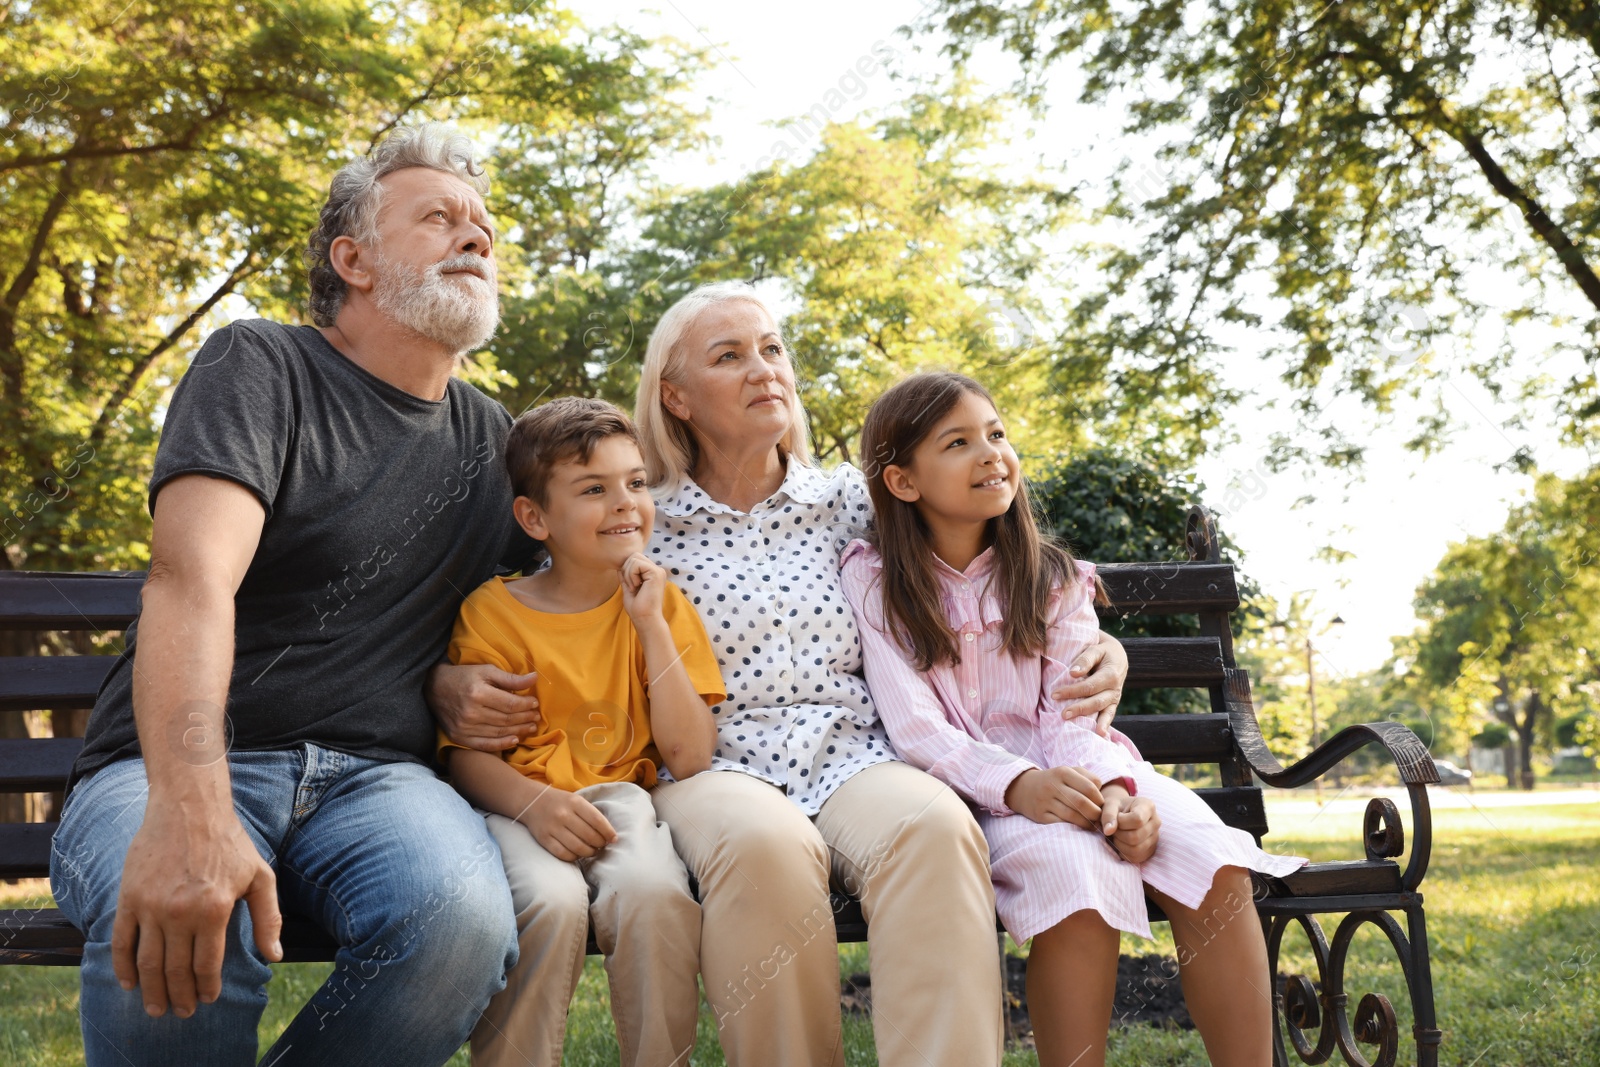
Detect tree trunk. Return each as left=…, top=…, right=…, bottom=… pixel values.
left=1516, top=692, right=1542, bottom=791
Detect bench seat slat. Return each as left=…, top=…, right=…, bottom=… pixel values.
left=0, top=572, right=143, bottom=632
left=1277, top=858, right=1404, bottom=897
left=0, top=856, right=1405, bottom=969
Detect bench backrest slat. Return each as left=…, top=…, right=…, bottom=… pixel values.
left=0, top=572, right=143, bottom=632
left=0, top=563, right=1241, bottom=632
left=1095, top=562, right=1239, bottom=615
left=0, top=639, right=1227, bottom=713
left=0, top=823, right=57, bottom=879
left=0, top=738, right=83, bottom=793
left=0, top=656, right=120, bottom=713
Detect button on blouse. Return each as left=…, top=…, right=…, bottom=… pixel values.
left=648, top=462, right=899, bottom=814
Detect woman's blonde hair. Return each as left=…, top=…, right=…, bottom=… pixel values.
left=635, top=281, right=813, bottom=486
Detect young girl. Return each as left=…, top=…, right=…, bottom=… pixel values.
left=840, top=371, right=1304, bottom=1067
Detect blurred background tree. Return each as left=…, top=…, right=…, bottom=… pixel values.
left=1400, top=466, right=1600, bottom=787
left=928, top=0, right=1600, bottom=471
left=0, top=0, right=712, bottom=575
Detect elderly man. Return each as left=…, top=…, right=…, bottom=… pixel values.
left=50, top=124, right=542, bottom=1066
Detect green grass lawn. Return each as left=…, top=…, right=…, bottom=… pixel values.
left=4, top=799, right=1597, bottom=1065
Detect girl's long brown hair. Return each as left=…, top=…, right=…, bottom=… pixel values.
left=860, top=371, right=1107, bottom=671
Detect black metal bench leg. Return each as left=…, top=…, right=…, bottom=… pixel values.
left=1406, top=903, right=1443, bottom=1067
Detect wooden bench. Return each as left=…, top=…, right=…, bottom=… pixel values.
left=0, top=506, right=1441, bottom=1067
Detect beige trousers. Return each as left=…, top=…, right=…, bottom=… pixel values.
left=652, top=761, right=1004, bottom=1067
left=470, top=781, right=701, bottom=1067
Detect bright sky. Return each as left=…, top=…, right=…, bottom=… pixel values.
left=569, top=0, right=1593, bottom=678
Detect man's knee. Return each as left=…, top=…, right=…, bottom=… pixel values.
left=49, top=761, right=150, bottom=934
left=366, top=855, right=518, bottom=982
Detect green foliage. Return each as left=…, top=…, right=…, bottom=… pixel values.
left=1398, top=464, right=1600, bottom=784
left=927, top=0, right=1600, bottom=464
left=0, top=0, right=710, bottom=570
left=614, top=83, right=1151, bottom=470
left=1555, top=711, right=1592, bottom=749
left=1474, top=720, right=1512, bottom=749
left=1030, top=446, right=1255, bottom=715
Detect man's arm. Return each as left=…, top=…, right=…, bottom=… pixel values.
left=425, top=661, right=541, bottom=751
left=110, top=474, right=283, bottom=1019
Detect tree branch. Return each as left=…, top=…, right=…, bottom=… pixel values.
left=2, top=165, right=75, bottom=314
left=87, top=249, right=263, bottom=446
left=0, top=139, right=201, bottom=174
left=1446, top=121, right=1600, bottom=314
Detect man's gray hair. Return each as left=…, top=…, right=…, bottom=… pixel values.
left=305, top=123, right=491, bottom=327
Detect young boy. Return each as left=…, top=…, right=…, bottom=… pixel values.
left=440, top=397, right=725, bottom=1067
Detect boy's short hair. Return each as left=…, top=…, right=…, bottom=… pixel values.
left=505, top=397, right=640, bottom=504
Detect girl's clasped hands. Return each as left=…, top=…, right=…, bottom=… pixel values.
left=1003, top=764, right=1161, bottom=864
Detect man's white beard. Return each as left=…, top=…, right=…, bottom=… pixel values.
left=371, top=252, right=500, bottom=355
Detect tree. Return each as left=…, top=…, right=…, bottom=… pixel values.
left=1031, top=446, right=1257, bottom=717
left=0, top=0, right=708, bottom=574
left=0, top=0, right=710, bottom=818
left=927, top=1, right=1600, bottom=467
left=1405, top=467, right=1600, bottom=788
left=613, top=82, right=1219, bottom=470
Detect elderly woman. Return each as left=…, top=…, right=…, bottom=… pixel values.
left=432, top=281, right=1129, bottom=1067
left=637, top=281, right=1129, bottom=1066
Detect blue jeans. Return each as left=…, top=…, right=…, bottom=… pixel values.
left=49, top=745, right=518, bottom=1067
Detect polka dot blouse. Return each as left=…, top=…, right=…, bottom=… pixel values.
left=648, top=461, right=899, bottom=814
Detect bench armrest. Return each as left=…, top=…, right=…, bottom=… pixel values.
left=1221, top=668, right=1437, bottom=891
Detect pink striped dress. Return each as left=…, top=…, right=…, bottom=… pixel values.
left=839, top=540, right=1305, bottom=942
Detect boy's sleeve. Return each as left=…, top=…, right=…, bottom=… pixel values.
left=437, top=585, right=527, bottom=761
left=662, top=584, right=727, bottom=706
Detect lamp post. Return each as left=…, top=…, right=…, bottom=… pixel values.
left=1305, top=614, right=1345, bottom=799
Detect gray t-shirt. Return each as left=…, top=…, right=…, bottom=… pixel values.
left=71, top=319, right=539, bottom=789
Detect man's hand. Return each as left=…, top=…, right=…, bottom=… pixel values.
left=519, top=788, right=618, bottom=862
left=427, top=661, right=540, bottom=751
left=1051, top=632, right=1128, bottom=736
left=111, top=804, right=282, bottom=1019
left=620, top=553, right=667, bottom=625
left=1004, top=766, right=1104, bottom=830
left=1099, top=785, right=1160, bottom=864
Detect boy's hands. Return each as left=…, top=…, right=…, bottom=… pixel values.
left=620, top=553, right=667, bottom=625
left=1100, top=785, right=1160, bottom=864
left=519, top=788, right=618, bottom=862
left=1004, top=766, right=1104, bottom=830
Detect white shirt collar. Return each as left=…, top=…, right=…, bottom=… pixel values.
left=654, top=458, right=833, bottom=517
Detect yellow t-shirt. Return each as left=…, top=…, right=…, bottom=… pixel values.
left=438, top=576, right=726, bottom=790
